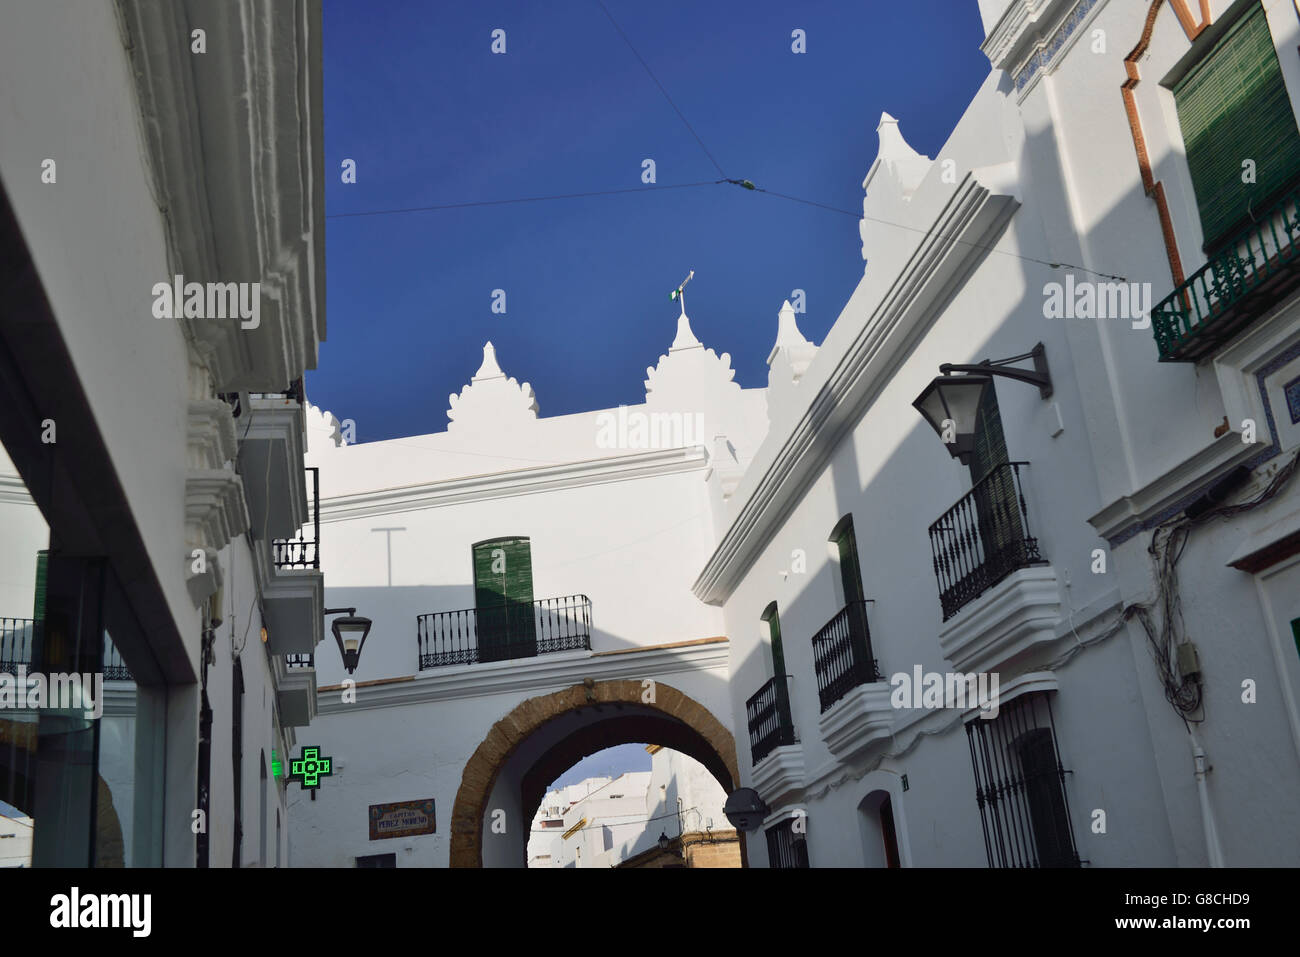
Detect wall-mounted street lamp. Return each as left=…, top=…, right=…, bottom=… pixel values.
left=325, top=607, right=372, bottom=674
left=911, top=342, right=1053, bottom=466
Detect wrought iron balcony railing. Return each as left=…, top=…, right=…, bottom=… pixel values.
left=0, top=618, right=34, bottom=675
left=1152, top=185, right=1300, bottom=361
left=272, top=467, right=320, bottom=570
left=102, top=636, right=133, bottom=682
left=746, top=675, right=796, bottom=766
left=928, top=461, right=1045, bottom=622
left=1, top=619, right=133, bottom=681
left=811, top=600, right=882, bottom=713
left=417, top=595, right=592, bottom=670
left=248, top=377, right=305, bottom=405
left=285, top=653, right=314, bottom=669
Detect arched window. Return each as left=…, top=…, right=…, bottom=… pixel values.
left=760, top=601, right=785, bottom=679
left=828, top=515, right=865, bottom=608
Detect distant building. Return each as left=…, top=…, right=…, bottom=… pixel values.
left=0, top=807, right=33, bottom=868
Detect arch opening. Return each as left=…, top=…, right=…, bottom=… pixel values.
left=450, top=679, right=739, bottom=868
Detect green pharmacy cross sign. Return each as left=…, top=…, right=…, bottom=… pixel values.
left=289, top=746, right=334, bottom=791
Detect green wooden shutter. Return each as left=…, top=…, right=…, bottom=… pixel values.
left=762, top=603, right=794, bottom=738
left=472, top=538, right=535, bottom=662
left=763, top=604, right=786, bottom=678
left=33, top=550, right=48, bottom=621
left=1174, top=4, right=1300, bottom=250
left=969, top=385, right=1026, bottom=577
left=834, top=520, right=865, bottom=607
left=969, top=384, right=1009, bottom=486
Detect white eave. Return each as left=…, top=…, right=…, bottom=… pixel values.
left=116, top=0, right=326, bottom=391
left=691, top=172, right=1020, bottom=605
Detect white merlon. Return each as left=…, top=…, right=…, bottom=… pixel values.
left=766, top=300, right=817, bottom=376
left=669, top=307, right=703, bottom=352
left=447, top=341, right=539, bottom=432
left=862, top=111, right=932, bottom=200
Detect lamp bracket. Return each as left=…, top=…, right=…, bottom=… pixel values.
left=938, top=342, right=1052, bottom=399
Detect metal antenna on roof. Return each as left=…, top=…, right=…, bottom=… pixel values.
left=669, top=269, right=695, bottom=316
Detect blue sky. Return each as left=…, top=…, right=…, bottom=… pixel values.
left=313, top=0, right=990, bottom=442
left=549, top=742, right=651, bottom=789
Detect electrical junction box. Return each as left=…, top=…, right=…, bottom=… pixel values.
left=1177, top=643, right=1202, bottom=682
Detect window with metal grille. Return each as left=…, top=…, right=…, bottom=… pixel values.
left=765, top=816, right=810, bottom=869
left=1173, top=2, right=1300, bottom=252
left=965, top=691, right=1080, bottom=868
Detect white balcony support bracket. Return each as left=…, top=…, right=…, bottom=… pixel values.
left=751, top=744, right=806, bottom=810
left=817, top=681, right=894, bottom=763
left=938, top=565, right=1063, bottom=675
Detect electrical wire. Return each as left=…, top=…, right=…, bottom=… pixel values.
left=592, top=0, right=728, bottom=179
left=325, top=181, right=721, bottom=220
left=327, top=175, right=1128, bottom=283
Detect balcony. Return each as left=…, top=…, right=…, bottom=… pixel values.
left=1, top=620, right=133, bottom=681
left=746, top=675, right=804, bottom=805
left=746, top=675, right=796, bottom=765
left=929, top=461, right=1045, bottom=622
left=416, top=595, right=591, bottom=670
left=811, top=600, right=881, bottom=713
left=1152, top=185, right=1300, bottom=362
left=0, top=618, right=34, bottom=675
left=272, top=467, right=319, bottom=570
left=238, top=380, right=308, bottom=542
left=278, top=653, right=316, bottom=728
left=261, top=464, right=324, bottom=656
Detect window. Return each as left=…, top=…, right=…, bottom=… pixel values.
left=830, top=516, right=866, bottom=607
left=765, top=816, right=810, bottom=868
left=1173, top=2, right=1300, bottom=252
left=969, top=383, right=1027, bottom=578
left=356, top=853, right=396, bottom=868
left=966, top=691, right=1080, bottom=868
left=471, top=537, right=536, bottom=662
left=748, top=603, right=797, bottom=764
left=760, top=601, right=787, bottom=680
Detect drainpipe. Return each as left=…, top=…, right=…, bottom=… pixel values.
left=1187, top=727, right=1225, bottom=867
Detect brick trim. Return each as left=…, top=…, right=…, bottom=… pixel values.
left=1121, top=0, right=1213, bottom=288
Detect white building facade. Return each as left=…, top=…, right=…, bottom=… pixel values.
left=700, top=0, right=1300, bottom=867
left=0, top=0, right=326, bottom=867
left=290, top=0, right=1300, bottom=868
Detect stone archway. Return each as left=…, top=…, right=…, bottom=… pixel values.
left=449, top=679, right=739, bottom=868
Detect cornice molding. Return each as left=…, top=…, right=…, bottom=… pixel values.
left=0, top=473, right=35, bottom=506
left=1087, top=433, right=1258, bottom=546
left=115, top=0, right=326, bottom=392
left=693, top=174, right=1020, bottom=604
left=315, top=637, right=729, bottom=714
left=318, top=446, right=709, bottom=523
